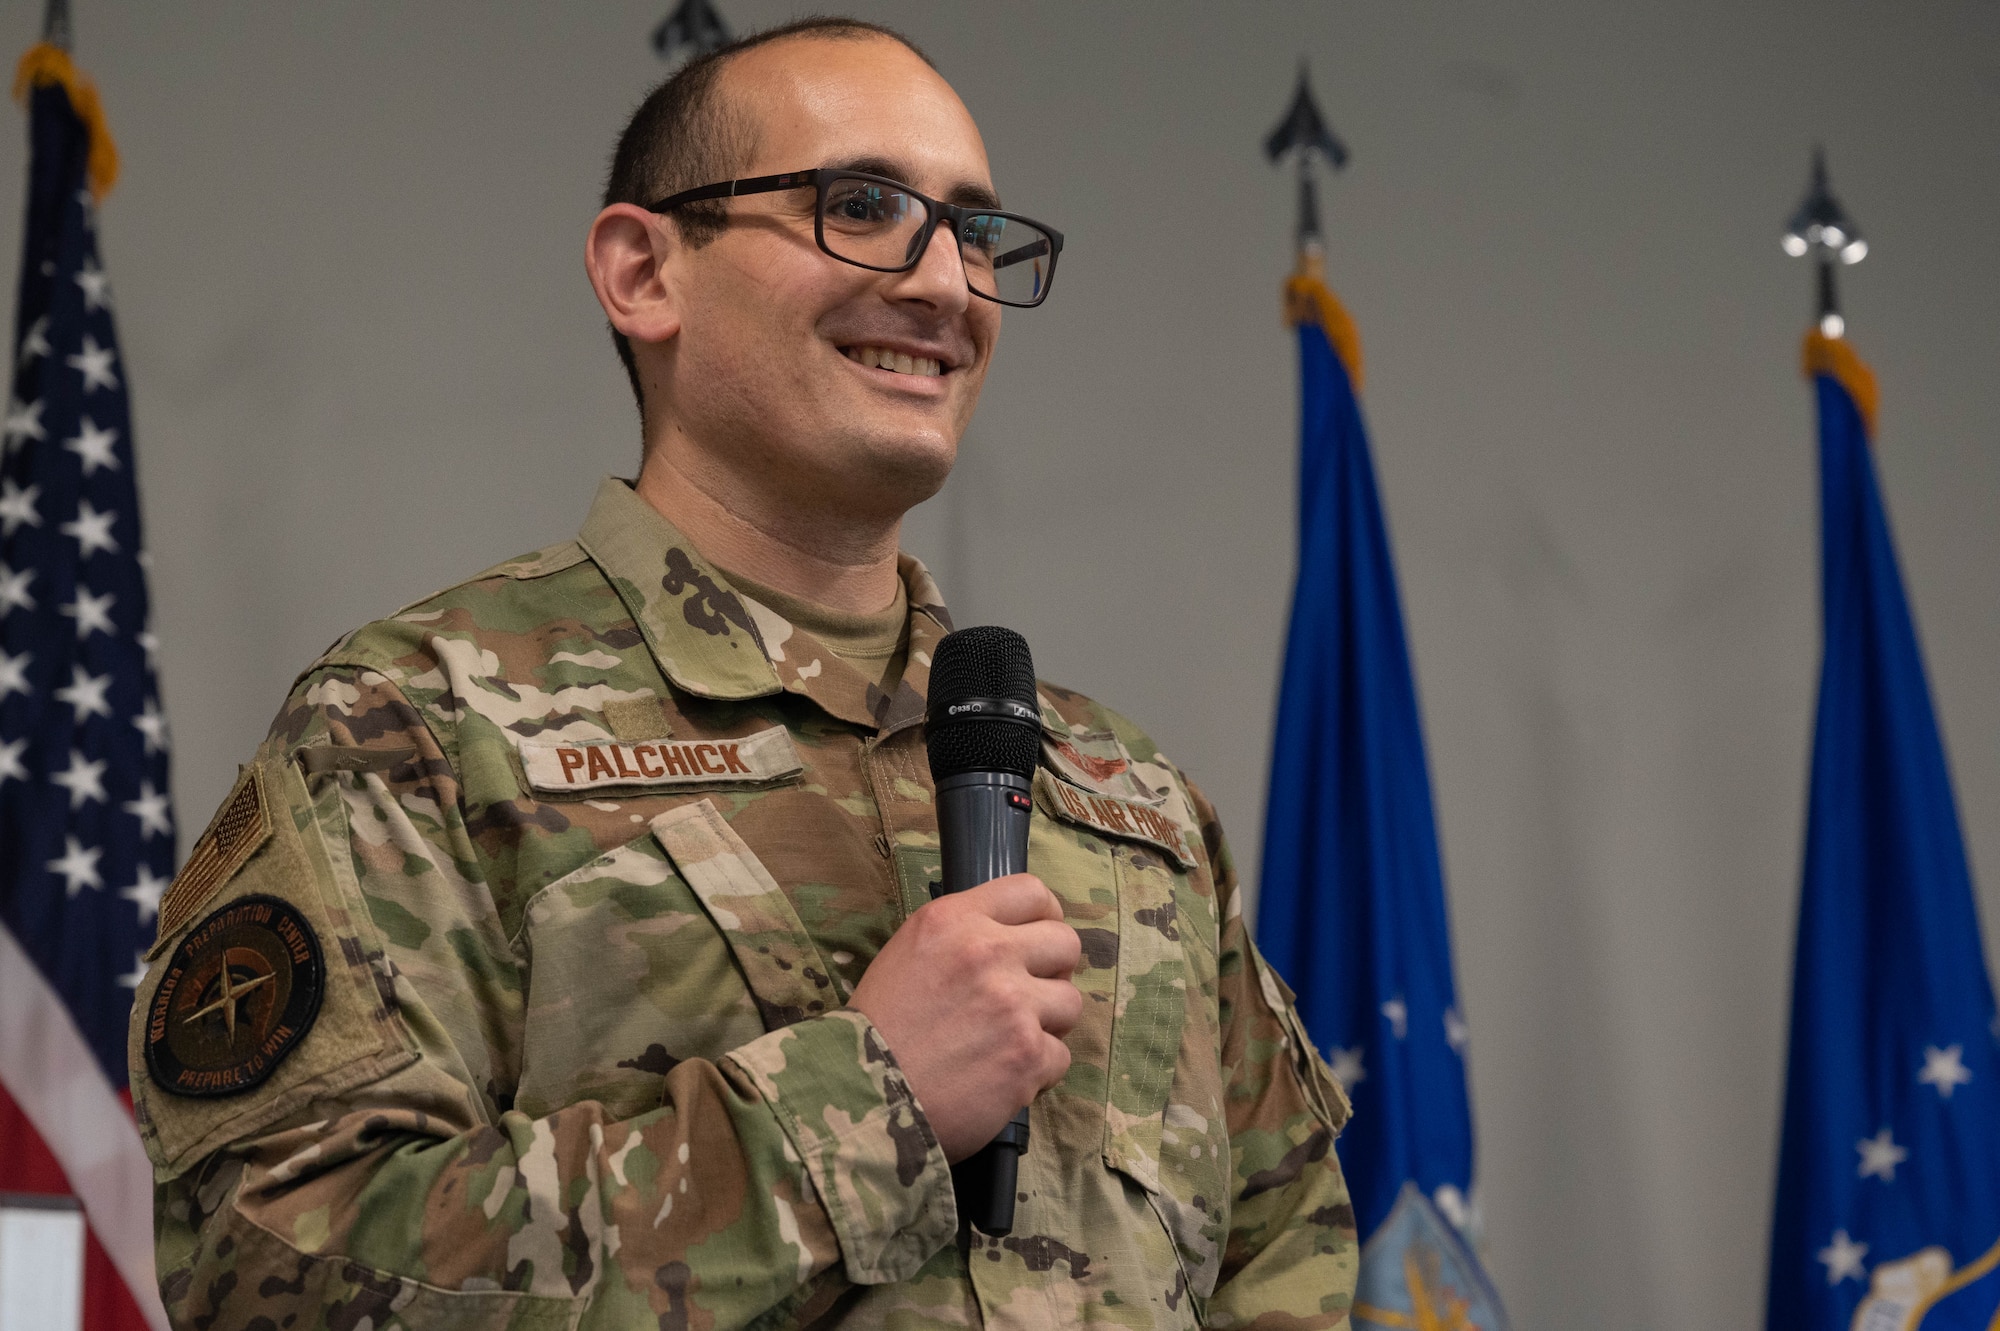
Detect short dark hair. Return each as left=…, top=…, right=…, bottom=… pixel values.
left=600, top=16, right=935, bottom=416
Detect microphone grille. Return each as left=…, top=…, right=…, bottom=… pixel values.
left=925, top=626, right=1041, bottom=781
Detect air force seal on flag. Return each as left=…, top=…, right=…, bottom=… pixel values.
left=1850, top=1239, right=2000, bottom=1330
left=1351, top=1183, right=1510, bottom=1331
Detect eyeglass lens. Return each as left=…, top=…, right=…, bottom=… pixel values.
left=820, top=175, right=1054, bottom=306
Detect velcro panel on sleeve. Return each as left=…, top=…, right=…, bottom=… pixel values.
left=128, top=755, right=417, bottom=1176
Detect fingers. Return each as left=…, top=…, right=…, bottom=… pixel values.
left=963, top=873, right=1065, bottom=925
left=1015, top=918, right=1083, bottom=979
left=928, top=879, right=1078, bottom=978
left=1032, top=1027, right=1074, bottom=1092
left=1027, top=974, right=1084, bottom=1042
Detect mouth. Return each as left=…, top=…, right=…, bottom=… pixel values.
left=839, top=344, right=948, bottom=378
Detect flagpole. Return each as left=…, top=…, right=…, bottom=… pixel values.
left=1782, top=148, right=1867, bottom=339
left=1257, top=67, right=1509, bottom=1330
left=42, top=0, right=70, bottom=52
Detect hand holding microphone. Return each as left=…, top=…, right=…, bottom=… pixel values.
left=848, top=626, right=1079, bottom=1234
left=850, top=873, right=1080, bottom=1161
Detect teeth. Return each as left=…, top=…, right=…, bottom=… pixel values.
left=845, top=346, right=943, bottom=377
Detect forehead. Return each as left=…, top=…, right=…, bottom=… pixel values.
left=721, top=35, right=994, bottom=199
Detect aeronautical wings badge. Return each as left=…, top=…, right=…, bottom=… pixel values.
left=1853, top=1240, right=2000, bottom=1330
left=143, top=895, right=324, bottom=1097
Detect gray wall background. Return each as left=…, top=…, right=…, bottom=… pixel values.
left=6, top=2, right=1996, bottom=1325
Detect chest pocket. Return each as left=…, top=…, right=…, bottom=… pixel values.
left=1030, top=768, right=1229, bottom=1305
left=512, top=799, right=840, bottom=1121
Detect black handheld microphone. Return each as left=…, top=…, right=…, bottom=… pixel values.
left=924, top=625, right=1042, bottom=1237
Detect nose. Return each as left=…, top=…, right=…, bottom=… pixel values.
left=887, top=214, right=971, bottom=314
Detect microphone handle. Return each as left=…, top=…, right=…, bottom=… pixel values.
left=933, top=769, right=1035, bottom=1236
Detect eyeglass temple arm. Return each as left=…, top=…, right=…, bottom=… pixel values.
left=647, top=170, right=823, bottom=214
left=992, top=238, right=1054, bottom=270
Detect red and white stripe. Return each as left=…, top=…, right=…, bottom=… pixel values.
left=0, top=921, right=167, bottom=1331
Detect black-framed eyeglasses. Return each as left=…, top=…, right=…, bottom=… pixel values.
left=648, top=168, right=1063, bottom=308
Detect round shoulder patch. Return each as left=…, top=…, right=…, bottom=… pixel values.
left=144, top=894, right=324, bottom=1098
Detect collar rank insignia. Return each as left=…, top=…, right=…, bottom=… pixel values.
left=143, top=894, right=324, bottom=1098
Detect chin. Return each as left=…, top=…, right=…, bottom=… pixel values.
left=837, top=432, right=957, bottom=513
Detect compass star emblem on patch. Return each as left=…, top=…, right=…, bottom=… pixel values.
left=144, top=895, right=323, bottom=1097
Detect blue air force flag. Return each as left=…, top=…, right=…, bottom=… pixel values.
left=1256, top=270, right=1507, bottom=1329
left=1765, top=332, right=2000, bottom=1330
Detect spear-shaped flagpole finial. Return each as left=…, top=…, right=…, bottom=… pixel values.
left=1782, top=147, right=1868, bottom=339
left=653, top=0, right=731, bottom=65
left=42, top=0, right=71, bottom=52
left=1264, top=63, right=1348, bottom=274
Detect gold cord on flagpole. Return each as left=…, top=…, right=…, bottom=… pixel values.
left=13, top=39, right=119, bottom=200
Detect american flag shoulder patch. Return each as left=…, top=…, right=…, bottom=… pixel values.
left=149, top=766, right=271, bottom=955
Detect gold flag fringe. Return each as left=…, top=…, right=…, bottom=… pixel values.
left=13, top=42, right=118, bottom=200
left=1283, top=261, right=1364, bottom=395
left=1802, top=328, right=1878, bottom=440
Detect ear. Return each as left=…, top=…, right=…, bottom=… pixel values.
left=586, top=203, right=682, bottom=346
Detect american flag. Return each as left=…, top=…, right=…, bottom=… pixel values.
left=0, top=42, right=171, bottom=1331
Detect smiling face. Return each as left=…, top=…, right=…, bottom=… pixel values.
left=646, top=35, right=1003, bottom=525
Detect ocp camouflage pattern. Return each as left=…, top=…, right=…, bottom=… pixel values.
left=129, top=477, right=1359, bottom=1328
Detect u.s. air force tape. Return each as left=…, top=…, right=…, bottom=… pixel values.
left=518, top=724, right=803, bottom=794
left=144, top=895, right=324, bottom=1098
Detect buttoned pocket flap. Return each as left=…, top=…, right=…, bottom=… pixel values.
left=650, top=799, right=843, bottom=1028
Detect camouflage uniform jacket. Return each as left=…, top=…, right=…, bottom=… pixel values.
left=130, top=477, right=1359, bottom=1329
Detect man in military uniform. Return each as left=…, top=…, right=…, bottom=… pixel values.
left=131, top=17, right=1359, bottom=1328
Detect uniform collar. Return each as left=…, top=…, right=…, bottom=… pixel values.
left=577, top=476, right=953, bottom=732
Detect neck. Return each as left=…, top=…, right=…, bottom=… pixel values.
left=633, top=440, right=905, bottom=616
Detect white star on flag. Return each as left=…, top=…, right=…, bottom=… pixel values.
left=0, top=737, right=26, bottom=786
left=115, top=952, right=148, bottom=990
left=53, top=664, right=112, bottom=720
left=1918, top=1044, right=1973, bottom=1098
left=1328, top=1045, right=1366, bottom=1090
left=65, top=333, right=119, bottom=392
left=46, top=835, right=103, bottom=896
left=59, top=497, right=118, bottom=556
left=59, top=585, right=115, bottom=638
left=73, top=257, right=111, bottom=311
left=132, top=696, right=169, bottom=754
left=136, top=627, right=158, bottom=664
left=1855, top=1127, right=1908, bottom=1181
left=122, top=780, right=172, bottom=839
left=17, top=314, right=49, bottom=365
left=1444, top=1007, right=1470, bottom=1053
left=0, top=478, right=41, bottom=535
left=0, top=647, right=29, bottom=701
left=1381, top=995, right=1409, bottom=1039
left=3, top=395, right=45, bottom=451
left=1817, top=1230, right=1868, bottom=1285
left=0, top=562, right=35, bottom=614
left=51, top=749, right=109, bottom=809
left=62, top=416, right=118, bottom=474
left=120, top=864, right=169, bottom=924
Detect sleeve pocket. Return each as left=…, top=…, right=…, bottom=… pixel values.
left=129, top=756, right=416, bottom=1177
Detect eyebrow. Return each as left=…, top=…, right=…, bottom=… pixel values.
left=826, top=156, right=1004, bottom=211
